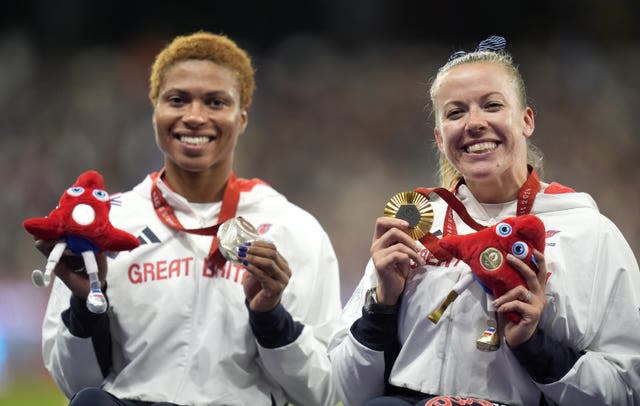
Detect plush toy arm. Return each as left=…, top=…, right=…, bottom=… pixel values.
left=32, top=240, right=67, bottom=288
left=98, top=228, right=140, bottom=252
left=23, top=217, right=64, bottom=242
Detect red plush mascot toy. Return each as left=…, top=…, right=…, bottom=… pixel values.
left=23, top=170, right=139, bottom=313
left=429, top=214, right=546, bottom=324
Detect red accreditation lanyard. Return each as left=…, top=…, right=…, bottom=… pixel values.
left=150, top=169, right=241, bottom=270
left=416, top=169, right=542, bottom=260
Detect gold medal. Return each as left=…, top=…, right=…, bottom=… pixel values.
left=384, top=191, right=434, bottom=240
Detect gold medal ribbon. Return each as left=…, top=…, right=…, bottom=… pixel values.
left=414, top=168, right=542, bottom=259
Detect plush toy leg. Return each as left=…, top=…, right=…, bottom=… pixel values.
left=428, top=272, right=474, bottom=323
left=81, top=251, right=108, bottom=314
left=32, top=241, right=67, bottom=288
left=476, top=297, right=500, bottom=352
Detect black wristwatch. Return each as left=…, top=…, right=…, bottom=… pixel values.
left=363, top=287, right=399, bottom=315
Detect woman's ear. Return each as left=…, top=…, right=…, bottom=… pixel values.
left=434, top=127, right=444, bottom=152
left=239, top=109, right=248, bottom=134
left=523, top=106, right=535, bottom=137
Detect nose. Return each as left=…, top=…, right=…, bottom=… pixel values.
left=182, top=102, right=207, bottom=128
left=465, top=109, right=487, bottom=136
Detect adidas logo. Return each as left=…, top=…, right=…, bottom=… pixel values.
left=106, top=227, right=159, bottom=259
left=137, top=226, right=161, bottom=245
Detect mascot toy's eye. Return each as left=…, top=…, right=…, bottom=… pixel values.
left=92, top=189, right=109, bottom=201
left=67, top=186, right=85, bottom=196
left=496, top=223, right=512, bottom=237
left=511, top=241, right=529, bottom=259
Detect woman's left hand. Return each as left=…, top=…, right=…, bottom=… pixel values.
left=493, top=249, right=548, bottom=347
left=240, top=240, right=291, bottom=312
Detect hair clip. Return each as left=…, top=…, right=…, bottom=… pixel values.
left=447, top=35, right=507, bottom=62
left=476, top=36, right=507, bottom=52
left=447, top=50, right=467, bottom=62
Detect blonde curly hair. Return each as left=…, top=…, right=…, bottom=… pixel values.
left=149, top=31, right=255, bottom=109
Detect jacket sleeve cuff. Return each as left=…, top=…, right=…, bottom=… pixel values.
left=350, top=307, right=399, bottom=351
left=247, top=302, right=304, bottom=349
left=510, top=328, right=584, bottom=384
left=61, top=289, right=110, bottom=338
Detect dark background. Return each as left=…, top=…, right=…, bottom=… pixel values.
left=4, top=1, right=640, bottom=54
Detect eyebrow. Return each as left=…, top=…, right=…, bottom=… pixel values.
left=160, top=88, right=235, bottom=99
left=482, top=92, right=506, bottom=99
left=443, top=91, right=506, bottom=106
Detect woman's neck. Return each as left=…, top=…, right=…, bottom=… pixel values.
left=162, top=166, right=230, bottom=203
left=464, top=168, right=529, bottom=204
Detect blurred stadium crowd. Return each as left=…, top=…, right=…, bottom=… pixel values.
left=1, top=25, right=639, bottom=398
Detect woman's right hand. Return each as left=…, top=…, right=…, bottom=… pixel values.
left=370, top=217, right=425, bottom=305
left=35, top=240, right=108, bottom=300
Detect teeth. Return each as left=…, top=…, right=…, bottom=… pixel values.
left=179, top=136, right=211, bottom=145
left=466, top=142, right=497, bottom=153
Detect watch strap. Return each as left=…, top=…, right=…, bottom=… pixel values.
left=364, top=287, right=399, bottom=315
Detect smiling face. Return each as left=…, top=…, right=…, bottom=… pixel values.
left=433, top=61, right=535, bottom=202
left=153, top=59, right=248, bottom=178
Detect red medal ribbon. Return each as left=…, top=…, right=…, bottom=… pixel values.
left=415, top=168, right=542, bottom=260
left=150, top=169, right=242, bottom=271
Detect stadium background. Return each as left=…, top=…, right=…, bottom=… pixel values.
left=1, top=1, right=639, bottom=404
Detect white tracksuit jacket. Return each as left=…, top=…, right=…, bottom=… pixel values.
left=330, top=184, right=640, bottom=406
left=42, top=174, right=342, bottom=406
